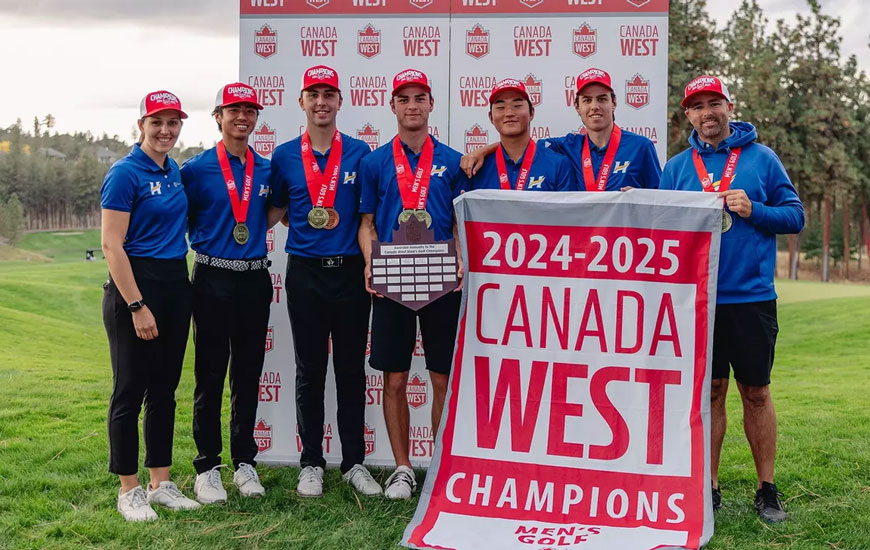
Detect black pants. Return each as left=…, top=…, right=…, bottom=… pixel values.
left=191, top=263, right=272, bottom=473
left=286, top=254, right=371, bottom=473
left=103, top=259, right=192, bottom=476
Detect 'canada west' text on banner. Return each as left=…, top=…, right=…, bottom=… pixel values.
left=403, top=190, right=719, bottom=550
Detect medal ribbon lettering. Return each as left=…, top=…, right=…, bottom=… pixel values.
left=301, top=130, right=343, bottom=208
left=216, top=141, right=254, bottom=226
left=495, top=139, right=537, bottom=191
left=692, top=147, right=742, bottom=194
left=581, top=124, right=623, bottom=191
left=392, top=136, right=435, bottom=210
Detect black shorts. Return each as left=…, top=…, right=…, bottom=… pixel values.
left=369, top=291, right=462, bottom=375
left=712, top=299, right=778, bottom=386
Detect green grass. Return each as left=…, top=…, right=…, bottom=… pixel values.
left=0, top=236, right=869, bottom=549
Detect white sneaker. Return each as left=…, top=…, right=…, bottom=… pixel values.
left=343, top=464, right=383, bottom=496
left=194, top=465, right=228, bottom=504
left=146, top=481, right=201, bottom=511
left=384, top=466, right=416, bottom=500
left=117, top=486, right=157, bottom=522
left=296, top=466, right=324, bottom=497
left=234, top=463, right=266, bottom=497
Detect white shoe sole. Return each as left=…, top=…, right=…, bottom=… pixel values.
left=195, top=495, right=227, bottom=504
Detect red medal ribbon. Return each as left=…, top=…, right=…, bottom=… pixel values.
left=301, top=130, right=343, bottom=208
left=216, top=141, right=254, bottom=224
left=692, top=147, right=742, bottom=193
left=581, top=124, right=623, bottom=191
left=392, top=136, right=435, bottom=210
left=495, top=139, right=537, bottom=191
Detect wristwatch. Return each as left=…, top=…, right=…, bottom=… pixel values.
left=128, top=300, right=145, bottom=312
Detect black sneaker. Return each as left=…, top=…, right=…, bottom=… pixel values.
left=755, top=481, right=788, bottom=522
left=711, top=482, right=721, bottom=510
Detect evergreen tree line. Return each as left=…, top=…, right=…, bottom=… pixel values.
left=671, top=0, right=870, bottom=281
left=0, top=0, right=867, bottom=281
left=0, top=119, right=203, bottom=240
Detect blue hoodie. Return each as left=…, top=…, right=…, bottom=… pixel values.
left=660, top=122, right=804, bottom=304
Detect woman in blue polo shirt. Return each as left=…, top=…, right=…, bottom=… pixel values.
left=100, top=91, right=199, bottom=521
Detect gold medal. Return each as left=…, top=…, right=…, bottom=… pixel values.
left=308, top=207, right=330, bottom=229
left=722, top=210, right=733, bottom=233
left=232, top=223, right=249, bottom=245
left=398, top=208, right=416, bottom=224
left=324, top=207, right=340, bottom=230
left=413, top=209, right=433, bottom=228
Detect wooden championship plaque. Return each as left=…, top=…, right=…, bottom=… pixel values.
left=370, top=216, right=459, bottom=310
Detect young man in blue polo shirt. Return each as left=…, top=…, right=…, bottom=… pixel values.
left=470, top=78, right=574, bottom=192
left=463, top=68, right=661, bottom=191
left=660, top=75, right=804, bottom=522
left=358, top=69, right=468, bottom=500
left=181, top=82, right=273, bottom=504
left=268, top=65, right=381, bottom=498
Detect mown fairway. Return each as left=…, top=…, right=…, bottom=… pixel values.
left=0, top=231, right=868, bottom=550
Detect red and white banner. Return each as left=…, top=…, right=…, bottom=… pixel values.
left=403, top=189, right=718, bottom=549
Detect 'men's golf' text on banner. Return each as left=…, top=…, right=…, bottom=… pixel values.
left=404, top=190, right=718, bottom=550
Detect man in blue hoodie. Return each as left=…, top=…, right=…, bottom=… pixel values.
left=660, top=75, right=804, bottom=522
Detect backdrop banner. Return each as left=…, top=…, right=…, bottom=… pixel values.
left=240, top=0, right=669, bottom=468
left=403, top=189, right=718, bottom=550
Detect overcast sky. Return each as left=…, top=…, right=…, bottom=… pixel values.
left=0, top=0, right=866, bottom=149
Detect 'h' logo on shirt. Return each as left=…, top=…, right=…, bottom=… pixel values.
left=527, top=176, right=545, bottom=189
left=613, top=161, right=631, bottom=174
left=430, top=165, right=447, bottom=177
left=150, top=181, right=162, bottom=195
left=344, top=171, right=357, bottom=184
left=259, top=184, right=270, bottom=197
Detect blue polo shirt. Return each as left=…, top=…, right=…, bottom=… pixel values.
left=470, top=141, right=576, bottom=192
left=270, top=133, right=370, bottom=257
left=100, top=144, right=188, bottom=260
left=181, top=145, right=272, bottom=260
left=360, top=135, right=468, bottom=243
left=542, top=128, right=661, bottom=190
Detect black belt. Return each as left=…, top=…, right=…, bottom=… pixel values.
left=288, top=254, right=362, bottom=269
left=194, top=252, right=271, bottom=272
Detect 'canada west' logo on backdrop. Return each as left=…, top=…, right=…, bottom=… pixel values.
left=266, top=229, right=274, bottom=253
left=358, top=24, right=380, bottom=58
left=358, top=123, right=380, bottom=151
left=524, top=74, right=543, bottom=107
left=364, top=423, right=376, bottom=456
left=625, top=73, right=650, bottom=109
left=253, top=123, right=276, bottom=156
left=626, top=0, right=652, bottom=7
left=466, top=24, right=489, bottom=59
left=465, top=124, right=488, bottom=154
left=254, top=419, right=272, bottom=453
left=255, top=25, right=277, bottom=59
left=306, top=0, right=329, bottom=8
left=406, top=373, right=428, bottom=409
left=519, top=0, right=544, bottom=8
left=409, top=0, right=433, bottom=8
left=573, top=23, right=596, bottom=58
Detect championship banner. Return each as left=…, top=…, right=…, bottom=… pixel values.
left=240, top=0, right=669, bottom=468
left=403, top=189, right=718, bottom=550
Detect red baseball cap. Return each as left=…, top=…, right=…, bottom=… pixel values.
left=301, top=65, right=341, bottom=92
left=392, top=68, right=431, bottom=96
left=682, top=75, right=732, bottom=108
left=139, top=90, right=188, bottom=119
left=489, top=78, right=530, bottom=105
left=575, top=67, right=614, bottom=94
left=214, top=82, right=264, bottom=110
